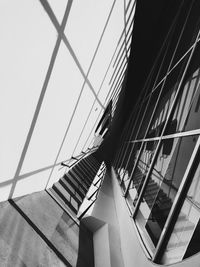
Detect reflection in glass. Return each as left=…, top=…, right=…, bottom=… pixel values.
left=119, top=142, right=141, bottom=189
left=172, top=68, right=200, bottom=132
left=125, top=141, right=157, bottom=212
left=117, top=167, right=126, bottom=181
left=162, top=155, right=200, bottom=264
left=147, top=52, right=191, bottom=139
left=147, top=88, right=176, bottom=139
left=135, top=135, right=197, bottom=250
left=138, top=89, right=160, bottom=140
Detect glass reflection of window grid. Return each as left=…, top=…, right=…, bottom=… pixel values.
left=135, top=135, right=197, bottom=251
left=125, top=141, right=158, bottom=212
left=161, top=154, right=200, bottom=264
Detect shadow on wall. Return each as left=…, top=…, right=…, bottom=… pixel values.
left=0, top=190, right=94, bottom=267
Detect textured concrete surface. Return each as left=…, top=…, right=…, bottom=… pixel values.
left=0, top=191, right=94, bottom=267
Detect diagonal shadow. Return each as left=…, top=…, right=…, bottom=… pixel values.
left=123, top=0, right=128, bottom=61
left=44, top=0, right=117, bottom=187
left=78, top=1, right=136, bottom=153
left=8, top=199, right=72, bottom=267
left=70, top=0, right=117, bottom=156
left=8, top=0, right=73, bottom=199
left=0, top=161, right=63, bottom=188
left=39, top=0, right=105, bottom=110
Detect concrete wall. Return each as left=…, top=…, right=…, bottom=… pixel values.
left=83, top=168, right=200, bottom=267
left=0, top=190, right=94, bottom=267
left=82, top=172, right=125, bottom=267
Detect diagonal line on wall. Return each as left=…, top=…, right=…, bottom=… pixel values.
left=40, top=0, right=105, bottom=109
left=8, top=0, right=73, bottom=199
left=45, top=0, right=118, bottom=187
left=70, top=0, right=117, bottom=156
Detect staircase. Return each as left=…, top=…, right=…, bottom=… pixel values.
left=47, top=154, right=102, bottom=216
left=130, top=168, right=198, bottom=264
left=161, top=205, right=198, bottom=264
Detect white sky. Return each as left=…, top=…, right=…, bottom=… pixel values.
left=0, top=0, right=133, bottom=200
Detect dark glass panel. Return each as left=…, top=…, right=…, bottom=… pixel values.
left=120, top=142, right=142, bottom=191
left=135, top=135, right=197, bottom=250
left=171, top=68, right=200, bottom=132
left=125, top=141, right=158, bottom=212
left=161, top=149, right=200, bottom=264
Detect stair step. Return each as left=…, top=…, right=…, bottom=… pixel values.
left=162, top=247, right=186, bottom=264
left=53, top=183, right=79, bottom=212
left=69, top=169, right=90, bottom=188
left=84, top=157, right=100, bottom=168
left=145, top=187, right=159, bottom=195
left=59, top=179, right=82, bottom=205
left=76, top=163, right=97, bottom=179
left=76, top=166, right=95, bottom=184
left=62, top=176, right=85, bottom=199
left=64, top=173, right=88, bottom=193
left=80, top=160, right=99, bottom=171
left=72, top=169, right=91, bottom=187
left=51, top=185, right=77, bottom=214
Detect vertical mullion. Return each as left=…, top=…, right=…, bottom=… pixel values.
left=153, top=135, right=200, bottom=262
left=122, top=34, right=172, bottom=187
left=116, top=1, right=183, bottom=180
left=124, top=0, right=188, bottom=196
left=132, top=21, right=200, bottom=219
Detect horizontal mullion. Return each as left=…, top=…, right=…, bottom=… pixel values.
left=148, top=38, right=200, bottom=99
left=128, top=128, right=200, bottom=143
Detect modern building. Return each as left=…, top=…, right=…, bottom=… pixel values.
left=1, top=0, right=200, bottom=266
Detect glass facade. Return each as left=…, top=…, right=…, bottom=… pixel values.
left=113, top=0, right=200, bottom=264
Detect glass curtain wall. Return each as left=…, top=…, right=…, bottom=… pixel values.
left=113, top=0, right=200, bottom=264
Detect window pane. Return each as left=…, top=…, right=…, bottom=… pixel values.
left=135, top=135, right=197, bottom=251
left=162, top=154, right=200, bottom=264
left=125, top=141, right=158, bottom=212
left=172, top=68, right=200, bottom=132
left=138, top=89, right=160, bottom=140
left=147, top=53, right=190, bottom=138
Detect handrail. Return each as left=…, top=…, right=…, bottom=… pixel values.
left=59, top=146, right=98, bottom=170
left=77, top=162, right=107, bottom=219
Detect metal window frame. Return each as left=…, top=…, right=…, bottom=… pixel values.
left=124, top=0, right=193, bottom=196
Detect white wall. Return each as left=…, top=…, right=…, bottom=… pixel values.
left=82, top=172, right=125, bottom=267
left=82, top=168, right=200, bottom=267
left=0, top=0, right=125, bottom=202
